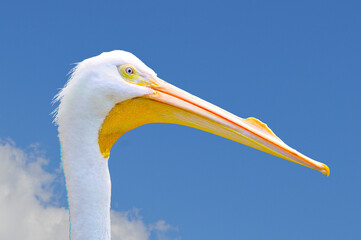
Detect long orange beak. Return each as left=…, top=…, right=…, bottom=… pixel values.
left=99, top=77, right=329, bottom=176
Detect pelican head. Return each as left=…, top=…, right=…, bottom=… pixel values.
left=55, top=50, right=329, bottom=175
left=54, top=50, right=329, bottom=239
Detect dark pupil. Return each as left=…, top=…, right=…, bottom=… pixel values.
left=127, top=68, right=132, bottom=73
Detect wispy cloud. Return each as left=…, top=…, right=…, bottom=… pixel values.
left=0, top=140, right=178, bottom=240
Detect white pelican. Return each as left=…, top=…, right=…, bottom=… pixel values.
left=54, top=50, right=329, bottom=240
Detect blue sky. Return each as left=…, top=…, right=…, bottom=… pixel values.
left=0, top=0, right=360, bottom=239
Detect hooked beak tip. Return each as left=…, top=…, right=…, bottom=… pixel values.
left=320, top=164, right=330, bottom=176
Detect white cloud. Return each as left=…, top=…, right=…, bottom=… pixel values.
left=0, top=140, right=178, bottom=240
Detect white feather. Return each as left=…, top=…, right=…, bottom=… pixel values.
left=54, top=50, right=156, bottom=240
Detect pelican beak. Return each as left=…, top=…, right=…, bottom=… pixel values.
left=98, top=76, right=329, bottom=176
left=144, top=77, right=329, bottom=176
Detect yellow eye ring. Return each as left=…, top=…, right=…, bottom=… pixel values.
left=120, top=64, right=149, bottom=86
left=120, top=64, right=137, bottom=79
left=125, top=66, right=134, bottom=75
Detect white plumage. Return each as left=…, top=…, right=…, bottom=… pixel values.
left=54, top=50, right=329, bottom=240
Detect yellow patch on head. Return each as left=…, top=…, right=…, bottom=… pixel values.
left=119, top=64, right=149, bottom=86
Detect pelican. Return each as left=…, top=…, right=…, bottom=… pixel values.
left=54, top=50, right=329, bottom=240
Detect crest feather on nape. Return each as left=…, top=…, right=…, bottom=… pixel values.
left=51, top=50, right=157, bottom=126
left=51, top=63, right=80, bottom=126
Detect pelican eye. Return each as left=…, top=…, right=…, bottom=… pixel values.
left=125, top=66, right=134, bottom=75
left=120, top=64, right=148, bottom=86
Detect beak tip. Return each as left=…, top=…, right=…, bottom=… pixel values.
left=320, top=164, right=330, bottom=176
